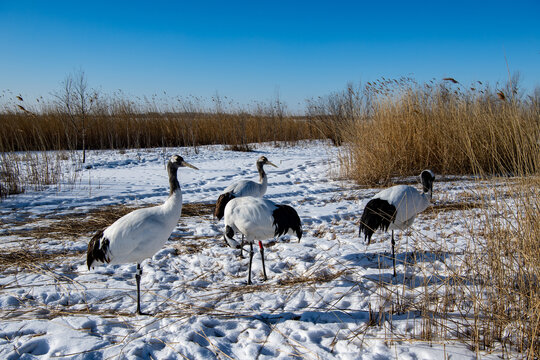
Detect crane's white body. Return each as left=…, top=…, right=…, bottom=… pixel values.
left=373, top=184, right=431, bottom=231
left=223, top=177, right=268, bottom=198
left=223, top=196, right=302, bottom=285
left=224, top=196, right=278, bottom=247
left=101, top=191, right=182, bottom=265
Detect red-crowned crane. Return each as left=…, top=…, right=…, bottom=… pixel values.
left=359, top=170, right=435, bottom=277
left=87, top=155, right=198, bottom=315
left=214, top=156, right=278, bottom=220
left=215, top=156, right=278, bottom=257
left=223, top=196, right=302, bottom=285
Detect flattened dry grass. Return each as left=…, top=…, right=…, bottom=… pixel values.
left=277, top=270, right=349, bottom=286
left=2, top=204, right=139, bottom=240
left=172, top=242, right=207, bottom=255
left=0, top=202, right=217, bottom=270
left=0, top=248, right=85, bottom=271
left=427, top=200, right=484, bottom=213
left=182, top=202, right=214, bottom=217
left=3, top=202, right=215, bottom=240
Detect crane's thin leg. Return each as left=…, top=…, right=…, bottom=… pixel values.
left=391, top=231, right=396, bottom=277
left=365, top=234, right=373, bottom=261
left=247, top=243, right=254, bottom=285
left=259, top=241, right=267, bottom=281
left=135, top=264, right=149, bottom=315
left=239, top=234, right=245, bottom=258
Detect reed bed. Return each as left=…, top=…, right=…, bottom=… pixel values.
left=462, top=178, right=539, bottom=357
left=314, top=78, right=540, bottom=184
left=0, top=110, right=316, bottom=153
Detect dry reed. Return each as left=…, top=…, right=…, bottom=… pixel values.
left=331, top=79, right=539, bottom=184
left=0, top=95, right=318, bottom=153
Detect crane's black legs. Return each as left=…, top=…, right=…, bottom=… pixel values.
left=247, top=241, right=267, bottom=285
left=135, top=264, right=149, bottom=315
left=259, top=241, right=267, bottom=281
left=391, top=231, right=396, bottom=277
left=239, top=234, right=245, bottom=258
left=247, top=243, right=254, bottom=285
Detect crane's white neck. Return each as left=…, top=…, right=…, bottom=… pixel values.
left=163, top=187, right=183, bottom=214
left=419, top=188, right=433, bottom=212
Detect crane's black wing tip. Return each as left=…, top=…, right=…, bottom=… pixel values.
left=87, top=229, right=110, bottom=269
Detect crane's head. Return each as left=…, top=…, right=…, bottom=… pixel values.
left=257, top=156, right=278, bottom=168
left=169, top=155, right=199, bottom=170
left=223, top=225, right=240, bottom=249
left=420, top=170, right=435, bottom=195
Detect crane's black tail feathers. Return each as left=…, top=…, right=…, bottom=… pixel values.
left=87, top=229, right=110, bottom=270
left=359, top=198, right=396, bottom=244
left=214, top=192, right=235, bottom=220
left=273, top=204, right=303, bottom=241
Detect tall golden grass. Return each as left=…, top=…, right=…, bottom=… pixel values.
left=0, top=105, right=317, bottom=153
left=394, top=178, right=540, bottom=358
left=332, top=79, right=539, bottom=184
left=468, top=178, right=540, bottom=357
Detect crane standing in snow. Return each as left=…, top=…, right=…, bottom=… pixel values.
left=359, top=170, right=435, bottom=277
left=87, top=155, right=198, bottom=315
left=223, top=196, right=302, bottom=285
left=214, top=155, right=278, bottom=257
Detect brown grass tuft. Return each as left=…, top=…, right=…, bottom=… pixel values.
left=3, top=202, right=214, bottom=241
left=0, top=248, right=85, bottom=271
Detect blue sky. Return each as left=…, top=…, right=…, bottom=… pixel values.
left=1, top=0, right=539, bottom=112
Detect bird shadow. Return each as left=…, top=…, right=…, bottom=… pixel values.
left=252, top=309, right=369, bottom=325
left=343, top=250, right=454, bottom=287
left=344, top=250, right=451, bottom=267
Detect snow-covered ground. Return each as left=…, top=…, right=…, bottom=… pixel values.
left=0, top=141, right=508, bottom=359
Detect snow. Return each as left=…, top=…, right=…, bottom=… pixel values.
left=0, top=141, right=507, bottom=359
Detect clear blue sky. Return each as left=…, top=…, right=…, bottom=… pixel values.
left=1, top=0, right=539, bottom=112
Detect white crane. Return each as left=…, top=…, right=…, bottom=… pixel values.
left=214, top=156, right=278, bottom=220
left=359, top=170, right=435, bottom=277
left=87, top=155, right=198, bottom=315
left=223, top=196, right=302, bottom=285
left=215, top=155, right=278, bottom=257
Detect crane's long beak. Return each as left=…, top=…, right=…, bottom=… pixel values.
left=182, top=161, right=199, bottom=170
left=267, top=161, right=278, bottom=168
